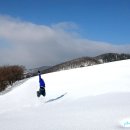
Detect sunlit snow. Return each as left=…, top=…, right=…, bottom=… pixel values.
left=0, top=60, right=130, bottom=130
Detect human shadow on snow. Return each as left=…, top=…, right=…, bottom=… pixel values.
left=45, top=92, right=67, bottom=103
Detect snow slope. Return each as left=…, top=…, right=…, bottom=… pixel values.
left=0, top=60, right=130, bottom=130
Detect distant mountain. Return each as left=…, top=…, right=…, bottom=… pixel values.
left=26, top=66, right=51, bottom=77
left=29, top=66, right=50, bottom=73
left=41, top=57, right=100, bottom=74
left=41, top=53, right=130, bottom=74
left=27, top=53, right=130, bottom=76
left=95, top=53, right=130, bottom=63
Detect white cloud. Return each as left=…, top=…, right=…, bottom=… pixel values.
left=0, top=15, right=130, bottom=68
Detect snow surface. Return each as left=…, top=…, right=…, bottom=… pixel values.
left=0, top=60, right=130, bottom=130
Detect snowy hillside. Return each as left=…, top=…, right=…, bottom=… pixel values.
left=0, top=60, right=130, bottom=130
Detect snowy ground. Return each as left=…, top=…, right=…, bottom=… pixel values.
left=0, top=60, right=130, bottom=130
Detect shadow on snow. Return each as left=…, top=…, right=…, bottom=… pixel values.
left=45, top=92, right=67, bottom=103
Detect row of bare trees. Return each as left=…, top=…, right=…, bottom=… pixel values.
left=0, top=65, right=25, bottom=92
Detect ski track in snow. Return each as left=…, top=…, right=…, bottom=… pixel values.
left=0, top=60, right=130, bottom=130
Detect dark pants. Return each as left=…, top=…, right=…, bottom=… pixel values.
left=37, top=87, right=46, bottom=97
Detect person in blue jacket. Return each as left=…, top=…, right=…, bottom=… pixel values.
left=37, top=70, right=46, bottom=97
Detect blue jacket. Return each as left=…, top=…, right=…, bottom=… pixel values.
left=38, top=73, right=45, bottom=88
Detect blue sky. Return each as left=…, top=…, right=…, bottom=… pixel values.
left=0, top=0, right=130, bottom=68
left=0, top=0, right=130, bottom=43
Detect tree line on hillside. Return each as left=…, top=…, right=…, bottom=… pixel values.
left=40, top=57, right=100, bottom=74
left=0, top=65, right=25, bottom=92
left=95, top=53, right=130, bottom=63
left=30, top=53, right=130, bottom=76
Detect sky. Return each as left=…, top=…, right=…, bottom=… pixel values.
left=0, top=0, right=130, bottom=68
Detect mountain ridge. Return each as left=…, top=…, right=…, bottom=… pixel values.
left=41, top=53, right=130, bottom=74
left=30, top=53, right=130, bottom=76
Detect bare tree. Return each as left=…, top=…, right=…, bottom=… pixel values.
left=0, top=65, right=25, bottom=92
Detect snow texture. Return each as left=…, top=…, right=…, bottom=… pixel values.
left=0, top=59, right=130, bottom=130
